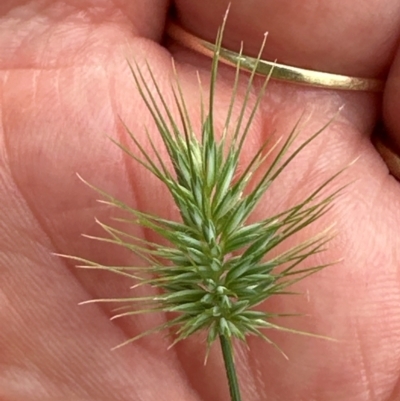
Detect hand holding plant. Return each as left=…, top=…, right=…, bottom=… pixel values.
left=1, top=2, right=400, bottom=401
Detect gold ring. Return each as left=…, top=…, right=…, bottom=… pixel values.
left=166, top=22, right=385, bottom=92
left=372, top=122, right=400, bottom=181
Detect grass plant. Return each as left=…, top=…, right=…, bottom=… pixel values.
left=62, top=15, right=343, bottom=401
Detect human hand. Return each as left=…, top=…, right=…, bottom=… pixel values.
left=1, top=1, right=400, bottom=400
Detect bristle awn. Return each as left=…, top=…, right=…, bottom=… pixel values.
left=222, top=41, right=244, bottom=145
left=236, top=33, right=272, bottom=156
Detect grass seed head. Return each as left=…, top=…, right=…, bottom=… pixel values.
left=70, top=16, right=342, bottom=356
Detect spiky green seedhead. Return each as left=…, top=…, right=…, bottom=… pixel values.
left=65, top=18, right=342, bottom=358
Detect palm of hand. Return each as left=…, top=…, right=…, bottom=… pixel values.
left=1, top=1, right=400, bottom=400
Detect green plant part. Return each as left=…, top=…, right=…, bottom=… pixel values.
left=61, top=16, right=344, bottom=401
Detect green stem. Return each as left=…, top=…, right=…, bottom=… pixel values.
left=219, top=335, right=243, bottom=401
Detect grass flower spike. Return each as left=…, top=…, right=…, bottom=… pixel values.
left=66, top=16, right=342, bottom=401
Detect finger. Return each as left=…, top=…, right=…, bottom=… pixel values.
left=384, top=41, right=400, bottom=151
left=171, top=0, right=385, bottom=142
left=0, top=0, right=169, bottom=69
left=175, top=0, right=400, bottom=76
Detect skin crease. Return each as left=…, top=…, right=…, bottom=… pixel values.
left=0, top=0, right=400, bottom=400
